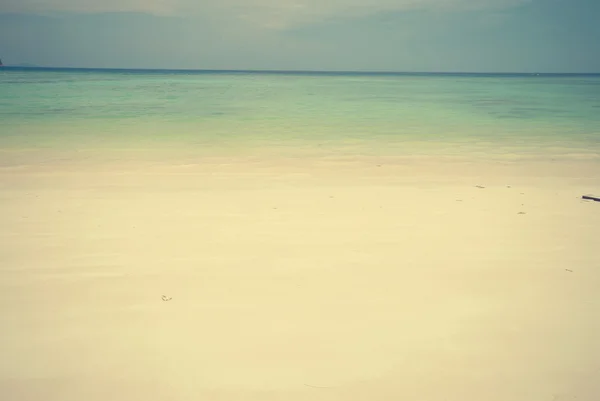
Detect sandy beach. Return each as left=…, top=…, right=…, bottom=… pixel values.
left=1, top=151, right=599, bottom=401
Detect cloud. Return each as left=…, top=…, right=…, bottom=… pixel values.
left=230, top=0, right=533, bottom=30
left=1, top=0, right=532, bottom=29
left=0, top=0, right=177, bottom=15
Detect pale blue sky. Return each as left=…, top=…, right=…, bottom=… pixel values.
left=0, top=0, right=598, bottom=72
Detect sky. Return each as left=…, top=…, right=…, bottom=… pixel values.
left=0, top=0, right=598, bottom=72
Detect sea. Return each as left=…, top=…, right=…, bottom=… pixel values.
left=1, top=67, right=599, bottom=164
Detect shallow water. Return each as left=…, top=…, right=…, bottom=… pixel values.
left=1, top=68, right=599, bottom=160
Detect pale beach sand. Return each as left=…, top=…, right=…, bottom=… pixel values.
left=1, top=150, right=600, bottom=401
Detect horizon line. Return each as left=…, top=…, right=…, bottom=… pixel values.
left=2, top=65, right=600, bottom=75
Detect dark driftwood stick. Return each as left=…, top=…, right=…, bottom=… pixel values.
left=582, top=195, right=600, bottom=202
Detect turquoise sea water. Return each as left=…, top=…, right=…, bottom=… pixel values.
left=1, top=68, right=599, bottom=160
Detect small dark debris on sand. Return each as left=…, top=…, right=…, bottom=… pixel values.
left=582, top=195, right=600, bottom=202
left=517, top=212, right=526, bottom=214
left=161, top=295, right=172, bottom=301
left=475, top=185, right=485, bottom=189
left=565, top=269, right=573, bottom=272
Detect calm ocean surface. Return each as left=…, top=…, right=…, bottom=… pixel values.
left=1, top=67, right=599, bottom=160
